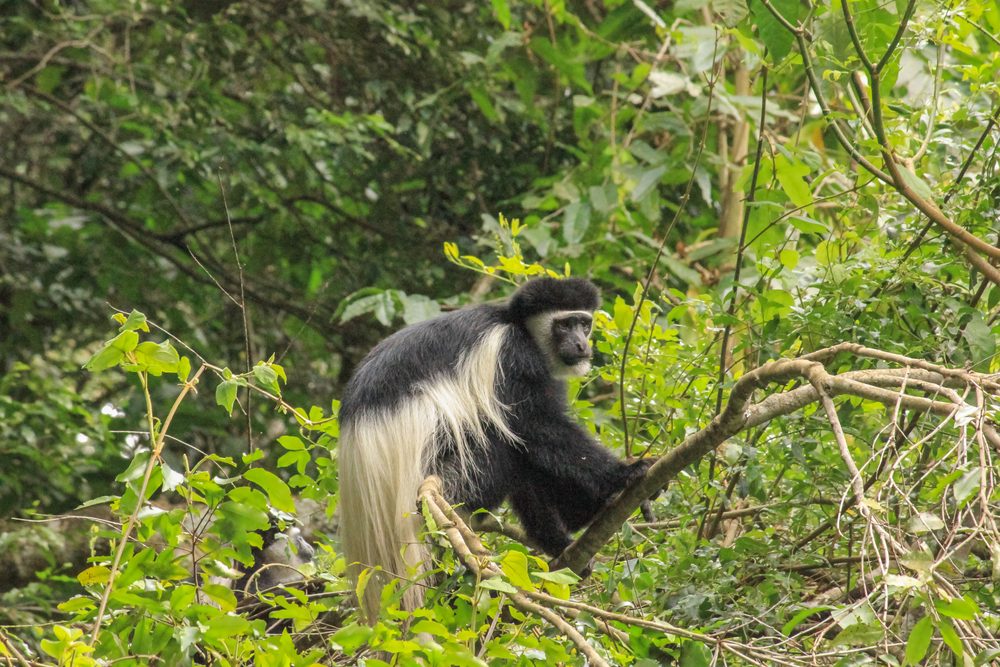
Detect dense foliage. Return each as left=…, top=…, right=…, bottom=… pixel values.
left=3, top=0, right=1000, bottom=664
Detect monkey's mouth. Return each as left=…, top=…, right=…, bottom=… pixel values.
left=559, top=353, right=591, bottom=366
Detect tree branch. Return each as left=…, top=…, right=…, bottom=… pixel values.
left=557, top=345, right=999, bottom=574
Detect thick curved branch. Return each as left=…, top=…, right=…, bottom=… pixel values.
left=557, top=348, right=998, bottom=574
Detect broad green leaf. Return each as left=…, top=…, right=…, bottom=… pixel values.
left=278, top=435, right=306, bottom=451
left=83, top=345, right=125, bottom=372
left=133, top=340, right=180, bottom=376
left=938, top=617, right=963, bottom=658
left=244, top=468, right=296, bottom=513
left=532, top=569, right=580, bottom=585
left=899, top=165, right=935, bottom=201
left=77, top=566, right=111, bottom=586
left=400, top=293, right=441, bottom=325
left=253, top=363, right=280, bottom=391
left=589, top=183, right=617, bottom=213
left=774, top=154, right=812, bottom=209
left=216, top=379, right=239, bottom=416
left=952, top=467, right=981, bottom=506
left=116, top=309, right=149, bottom=332
left=975, top=648, right=1000, bottom=665
left=885, top=574, right=922, bottom=589
left=831, top=622, right=885, bottom=647
left=490, top=0, right=510, bottom=29
left=936, top=596, right=979, bottom=621
left=679, top=641, right=711, bottom=667
left=909, top=512, right=945, bottom=533
left=750, top=0, right=800, bottom=63
left=630, top=165, right=667, bottom=202
left=779, top=248, right=799, bottom=269
left=478, top=577, right=517, bottom=594
left=116, top=451, right=151, bottom=483
left=904, top=616, right=932, bottom=665
left=177, top=356, right=192, bottom=383
left=204, top=613, right=252, bottom=640
left=781, top=606, right=833, bottom=635
left=161, top=462, right=184, bottom=492
left=789, top=215, right=828, bottom=234
left=499, top=550, right=534, bottom=590
left=963, top=312, right=995, bottom=370
left=562, top=201, right=591, bottom=244
left=468, top=85, right=499, bottom=122
left=84, top=330, right=139, bottom=371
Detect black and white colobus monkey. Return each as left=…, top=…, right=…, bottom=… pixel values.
left=339, top=277, right=650, bottom=618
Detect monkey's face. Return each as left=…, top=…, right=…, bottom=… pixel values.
left=527, top=310, right=594, bottom=377
left=551, top=313, right=594, bottom=366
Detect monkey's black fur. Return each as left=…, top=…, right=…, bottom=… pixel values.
left=340, top=277, right=648, bottom=560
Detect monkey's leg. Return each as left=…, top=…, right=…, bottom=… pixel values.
left=508, top=480, right=574, bottom=558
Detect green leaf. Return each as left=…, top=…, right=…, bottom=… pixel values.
left=589, top=183, right=618, bottom=213
left=216, top=379, right=239, bottom=416
left=332, top=623, right=374, bottom=653
left=788, top=215, right=827, bottom=234
left=490, top=0, right=510, bottom=29
left=781, top=606, right=833, bottom=635
left=117, top=309, right=149, bottom=332
left=963, top=312, right=995, bottom=370
left=244, top=468, right=296, bottom=513
left=952, top=468, right=981, bottom=506
left=904, top=616, right=932, bottom=665
left=278, top=435, right=306, bottom=451
left=831, top=622, right=885, bottom=647
left=116, top=451, right=151, bottom=483
left=77, top=565, right=111, bottom=586
left=83, top=345, right=125, bottom=372
left=478, top=577, right=517, bottom=594
left=778, top=248, right=799, bottom=269
left=630, top=165, right=667, bottom=202
left=499, top=550, right=534, bottom=590
left=252, top=363, right=280, bottom=391
left=468, top=85, right=499, bottom=122
left=177, top=356, right=192, bottom=383
left=938, top=617, right=963, bottom=658
left=909, top=512, right=945, bottom=533
left=975, top=648, right=1000, bottom=665
left=774, top=154, right=812, bottom=209
left=936, top=595, right=979, bottom=621
left=562, top=201, right=591, bottom=244
left=532, top=569, right=580, bottom=585
left=204, top=613, right=252, bottom=640
left=680, top=641, right=712, bottom=667
left=750, top=0, right=800, bottom=63
left=898, top=166, right=935, bottom=200
left=84, top=330, right=140, bottom=371
left=133, top=340, right=180, bottom=376
left=161, top=462, right=185, bottom=492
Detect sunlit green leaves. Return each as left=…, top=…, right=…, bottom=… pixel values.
left=84, top=330, right=138, bottom=372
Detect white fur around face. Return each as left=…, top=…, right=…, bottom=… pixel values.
left=525, top=310, right=593, bottom=378
left=339, top=324, right=518, bottom=618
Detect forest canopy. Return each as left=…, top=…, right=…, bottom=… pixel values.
left=2, top=0, right=1000, bottom=665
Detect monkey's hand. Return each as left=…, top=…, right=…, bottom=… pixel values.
left=624, top=458, right=659, bottom=522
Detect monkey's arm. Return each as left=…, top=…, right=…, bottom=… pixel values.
left=511, top=407, right=645, bottom=500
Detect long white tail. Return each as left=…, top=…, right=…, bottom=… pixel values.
left=339, top=326, right=516, bottom=620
